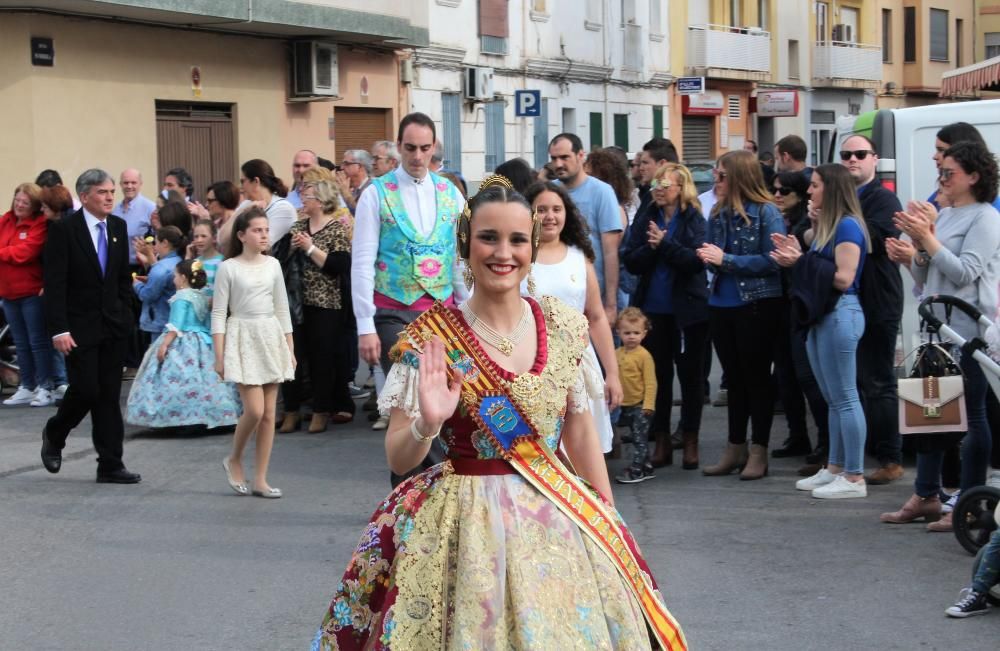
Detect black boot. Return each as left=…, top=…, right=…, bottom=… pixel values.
left=771, top=435, right=812, bottom=458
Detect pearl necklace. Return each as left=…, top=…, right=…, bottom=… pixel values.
left=461, top=300, right=531, bottom=356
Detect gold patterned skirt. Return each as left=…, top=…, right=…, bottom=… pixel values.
left=313, top=462, right=654, bottom=650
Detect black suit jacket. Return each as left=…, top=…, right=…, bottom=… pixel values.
left=858, top=180, right=904, bottom=323
left=44, top=210, right=134, bottom=346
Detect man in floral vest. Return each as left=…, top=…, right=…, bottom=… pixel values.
left=351, top=112, right=467, bottom=483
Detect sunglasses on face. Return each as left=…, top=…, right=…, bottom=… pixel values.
left=650, top=179, right=673, bottom=189
left=773, top=186, right=793, bottom=196
left=713, top=170, right=727, bottom=180
left=938, top=168, right=956, bottom=181
left=839, top=149, right=874, bottom=161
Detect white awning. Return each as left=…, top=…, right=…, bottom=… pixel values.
left=940, top=56, right=1000, bottom=97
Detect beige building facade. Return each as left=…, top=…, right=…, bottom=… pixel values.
left=976, top=0, right=1000, bottom=61
left=878, top=0, right=976, bottom=107
left=0, top=1, right=425, bottom=200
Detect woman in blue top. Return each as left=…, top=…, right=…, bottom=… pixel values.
left=772, top=163, right=872, bottom=500
left=133, top=226, right=183, bottom=343
left=697, top=150, right=786, bottom=481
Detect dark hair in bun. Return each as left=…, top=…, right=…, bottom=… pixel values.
left=175, top=258, right=208, bottom=290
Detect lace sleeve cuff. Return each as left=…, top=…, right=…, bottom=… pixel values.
left=377, top=362, right=422, bottom=418
left=567, top=365, right=590, bottom=414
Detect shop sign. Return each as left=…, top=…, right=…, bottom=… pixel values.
left=682, top=91, right=725, bottom=116
left=754, top=91, right=798, bottom=117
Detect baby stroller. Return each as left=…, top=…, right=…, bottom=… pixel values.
left=0, top=304, right=22, bottom=391
left=917, top=295, right=1000, bottom=555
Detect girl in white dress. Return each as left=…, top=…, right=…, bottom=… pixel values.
left=523, top=182, right=622, bottom=452
left=212, top=207, right=296, bottom=499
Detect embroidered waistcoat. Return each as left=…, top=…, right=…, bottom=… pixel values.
left=372, top=171, right=461, bottom=306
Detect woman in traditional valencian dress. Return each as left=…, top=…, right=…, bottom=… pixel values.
left=313, top=177, right=686, bottom=651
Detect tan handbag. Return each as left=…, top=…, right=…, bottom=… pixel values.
left=898, top=341, right=967, bottom=435
left=898, top=374, right=968, bottom=434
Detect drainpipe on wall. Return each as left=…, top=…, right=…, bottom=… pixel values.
left=602, top=0, right=610, bottom=148
left=521, top=0, right=529, bottom=160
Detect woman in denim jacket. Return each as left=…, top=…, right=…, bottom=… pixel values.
left=697, top=150, right=786, bottom=480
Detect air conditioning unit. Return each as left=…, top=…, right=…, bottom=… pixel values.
left=831, top=24, right=853, bottom=43
left=464, top=66, right=495, bottom=100
left=292, top=41, right=339, bottom=97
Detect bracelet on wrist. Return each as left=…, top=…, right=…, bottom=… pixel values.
left=306, top=245, right=316, bottom=256
left=410, top=418, right=441, bottom=443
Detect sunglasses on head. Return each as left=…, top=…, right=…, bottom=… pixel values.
left=839, top=149, right=874, bottom=161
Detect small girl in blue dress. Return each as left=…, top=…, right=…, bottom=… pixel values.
left=127, top=259, right=241, bottom=429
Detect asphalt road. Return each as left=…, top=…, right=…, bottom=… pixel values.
left=1, top=388, right=998, bottom=650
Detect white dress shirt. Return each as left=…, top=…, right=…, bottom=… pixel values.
left=351, top=167, right=467, bottom=335
left=83, top=208, right=109, bottom=255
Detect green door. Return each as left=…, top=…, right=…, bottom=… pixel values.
left=614, top=113, right=629, bottom=151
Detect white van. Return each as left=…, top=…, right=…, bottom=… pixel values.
left=832, top=100, right=1000, bottom=350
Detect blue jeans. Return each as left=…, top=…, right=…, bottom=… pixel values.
left=972, top=528, right=1000, bottom=594
left=806, top=295, right=867, bottom=474
left=2, top=295, right=54, bottom=390
left=51, top=347, right=67, bottom=386
left=914, top=351, right=992, bottom=497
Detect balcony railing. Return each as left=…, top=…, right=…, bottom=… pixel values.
left=813, top=41, right=882, bottom=82
left=687, top=24, right=770, bottom=74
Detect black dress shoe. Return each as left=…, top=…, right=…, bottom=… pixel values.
left=771, top=436, right=812, bottom=459
left=41, top=427, right=61, bottom=474
left=96, top=468, right=142, bottom=484
left=805, top=445, right=828, bottom=466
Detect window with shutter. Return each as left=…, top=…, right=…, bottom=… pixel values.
left=479, top=0, right=509, bottom=54
left=930, top=9, right=948, bottom=62
left=727, top=95, right=741, bottom=120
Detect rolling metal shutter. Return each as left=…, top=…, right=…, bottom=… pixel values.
left=155, top=101, right=235, bottom=202
left=682, top=117, right=713, bottom=161
left=335, top=108, right=390, bottom=162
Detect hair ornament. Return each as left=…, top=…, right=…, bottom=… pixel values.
left=191, top=259, right=203, bottom=272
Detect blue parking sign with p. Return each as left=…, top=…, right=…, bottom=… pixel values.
left=515, top=90, right=541, bottom=117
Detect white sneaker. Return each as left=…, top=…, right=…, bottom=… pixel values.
left=987, top=470, right=1000, bottom=489
left=812, top=475, right=867, bottom=499
left=3, top=386, right=37, bottom=406
left=942, top=491, right=961, bottom=514
left=372, top=415, right=389, bottom=431
left=796, top=468, right=839, bottom=491
left=30, top=387, right=55, bottom=407
left=52, top=384, right=68, bottom=401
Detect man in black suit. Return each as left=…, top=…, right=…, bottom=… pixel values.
left=41, top=169, right=141, bottom=484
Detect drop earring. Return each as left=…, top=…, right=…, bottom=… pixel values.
left=526, top=266, right=537, bottom=297
left=464, top=265, right=475, bottom=292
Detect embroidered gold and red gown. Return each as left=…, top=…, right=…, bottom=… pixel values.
left=313, top=296, right=684, bottom=651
